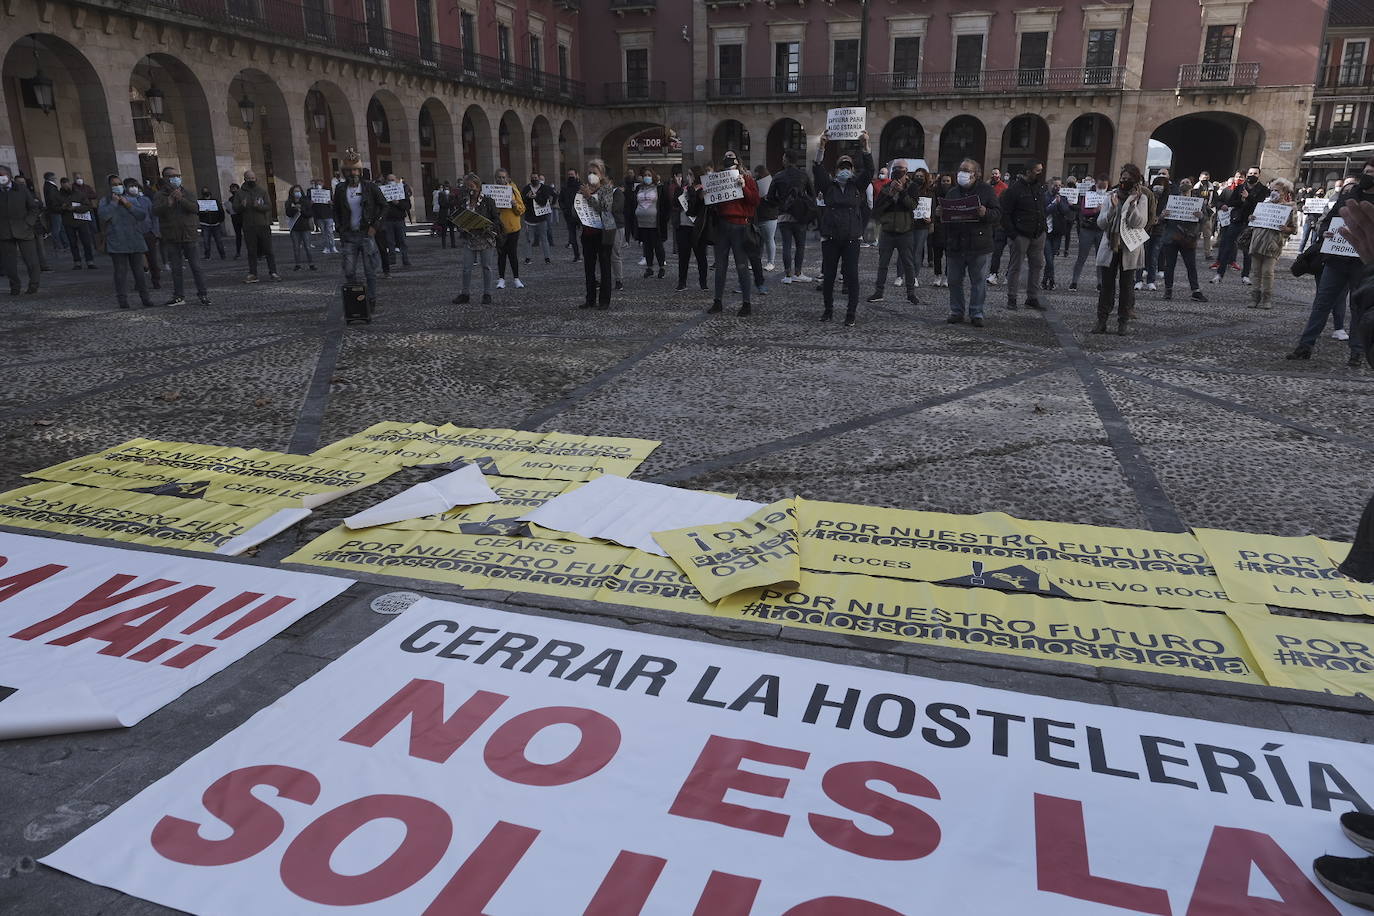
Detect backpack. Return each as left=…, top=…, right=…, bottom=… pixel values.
left=777, top=181, right=813, bottom=222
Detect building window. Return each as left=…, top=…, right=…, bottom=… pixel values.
left=718, top=44, right=743, bottom=96
left=498, top=24, right=513, bottom=79
left=364, top=0, right=386, bottom=50
left=893, top=36, right=920, bottom=88
left=1333, top=103, right=1356, bottom=128
left=1084, top=28, right=1116, bottom=84
left=460, top=10, right=476, bottom=70
left=1018, top=31, right=1048, bottom=86
left=1069, top=117, right=1095, bottom=150
left=1342, top=40, right=1368, bottom=86
left=558, top=43, right=570, bottom=91
left=774, top=41, right=800, bottom=93
left=954, top=34, right=983, bottom=88
left=625, top=47, right=649, bottom=97
left=303, top=0, right=329, bottom=39
left=529, top=34, right=542, bottom=71
left=1006, top=117, right=1031, bottom=150
left=833, top=38, right=859, bottom=92
left=416, top=0, right=434, bottom=61
left=1200, top=24, right=1235, bottom=82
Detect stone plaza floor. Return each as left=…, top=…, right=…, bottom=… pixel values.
left=2, top=226, right=1372, bottom=911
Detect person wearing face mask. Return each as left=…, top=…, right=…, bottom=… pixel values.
left=1195, top=171, right=1215, bottom=260
left=376, top=172, right=412, bottom=276
left=198, top=186, right=226, bottom=260
left=523, top=173, right=557, bottom=266
left=942, top=160, right=1001, bottom=325
left=927, top=172, right=953, bottom=287
left=1041, top=178, right=1071, bottom=290
left=232, top=170, right=279, bottom=282
left=577, top=159, right=621, bottom=310
left=1158, top=178, right=1209, bottom=302
left=669, top=169, right=708, bottom=292
left=97, top=175, right=156, bottom=309
left=310, top=179, right=337, bottom=255
left=812, top=130, right=874, bottom=326
left=1068, top=175, right=1108, bottom=290
left=632, top=168, right=668, bottom=279
left=1246, top=178, right=1296, bottom=311
left=60, top=173, right=99, bottom=270
left=436, top=182, right=458, bottom=249
left=765, top=149, right=816, bottom=284
left=330, top=150, right=387, bottom=314
left=152, top=166, right=210, bottom=305
left=1287, top=161, right=1374, bottom=365
left=451, top=172, right=501, bottom=306
left=1135, top=175, right=1170, bottom=292
left=489, top=168, right=525, bottom=290
left=1092, top=163, right=1152, bottom=335
left=560, top=168, right=582, bottom=263
left=284, top=184, right=316, bottom=272
left=42, top=171, right=66, bottom=258
left=1212, top=166, right=1267, bottom=285
left=225, top=182, right=243, bottom=259
left=999, top=162, right=1049, bottom=311
left=707, top=149, right=762, bottom=317
left=868, top=163, right=919, bottom=305
left=0, top=165, right=41, bottom=295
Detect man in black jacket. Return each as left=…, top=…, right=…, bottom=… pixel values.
left=560, top=168, right=581, bottom=262
left=1000, top=162, right=1048, bottom=310
left=813, top=129, right=874, bottom=327
left=943, top=158, right=1002, bottom=327
left=0, top=166, right=42, bottom=295
left=1214, top=167, right=1268, bottom=284
left=766, top=150, right=815, bottom=283
left=42, top=171, right=66, bottom=257
left=332, top=150, right=387, bottom=311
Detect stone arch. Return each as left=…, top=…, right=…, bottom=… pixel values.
left=461, top=104, right=492, bottom=178
left=1000, top=113, right=1050, bottom=177
left=498, top=109, right=526, bottom=177
left=227, top=68, right=298, bottom=213
left=939, top=115, right=987, bottom=174
left=879, top=116, right=925, bottom=167
left=2, top=33, right=117, bottom=181
left=530, top=114, right=555, bottom=177
left=558, top=119, right=580, bottom=176
left=711, top=119, right=750, bottom=168
left=765, top=117, right=806, bottom=172
left=418, top=97, right=455, bottom=214
left=366, top=88, right=411, bottom=182
left=1151, top=113, right=1266, bottom=180
left=127, top=52, right=217, bottom=191
left=1063, top=113, right=1115, bottom=181
left=304, top=80, right=357, bottom=182
left=599, top=120, right=660, bottom=177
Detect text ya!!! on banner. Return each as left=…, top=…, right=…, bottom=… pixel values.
left=43, top=598, right=1372, bottom=914
left=0, top=532, right=350, bottom=739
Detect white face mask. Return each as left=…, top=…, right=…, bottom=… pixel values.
left=0, top=176, right=10, bottom=187
left=75, top=178, right=84, bottom=186
left=1268, top=190, right=1280, bottom=202
left=956, top=171, right=973, bottom=188
left=586, top=174, right=600, bottom=187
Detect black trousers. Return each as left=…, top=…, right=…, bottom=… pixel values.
left=244, top=225, right=275, bottom=275
left=1096, top=250, right=1135, bottom=321
left=498, top=231, right=520, bottom=278
left=582, top=228, right=612, bottom=306
left=639, top=227, right=665, bottom=269
left=676, top=226, right=707, bottom=288
left=0, top=237, right=40, bottom=291
left=821, top=237, right=861, bottom=317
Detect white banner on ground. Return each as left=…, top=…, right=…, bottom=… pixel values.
left=826, top=107, right=866, bottom=141
left=482, top=184, right=514, bottom=208
left=1323, top=217, right=1360, bottom=257
left=380, top=183, right=406, bottom=202
left=572, top=193, right=603, bottom=229
left=310, top=189, right=332, bottom=205
left=1249, top=202, right=1293, bottom=232
left=1163, top=195, right=1204, bottom=222
left=702, top=169, right=744, bottom=205
left=0, top=533, right=350, bottom=739
left=43, top=597, right=1373, bottom=915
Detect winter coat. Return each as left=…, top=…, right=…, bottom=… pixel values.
left=1095, top=190, right=1151, bottom=270
left=873, top=180, right=917, bottom=234
left=522, top=183, right=557, bottom=223
left=560, top=177, right=580, bottom=219
left=494, top=182, right=526, bottom=235
left=381, top=182, right=412, bottom=222
left=43, top=180, right=63, bottom=215
left=198, top=198, right=224, bottom=228
left=97, top=192, right=151, bottom=253
left=941, top=181, right=1001, bottom=255
left=60, top=185, right=98, bottom=230
left=712, top=171, right=760, bottom=225
left=1045, top=195, right=1072, bottom=236
left=1000, top=177, right=1048, bottom=239
left=0, top=183, right=41, bottom=240
left=455, top=194, right=501, bottom=250
left=754, top=174, right=779, bottom=221
left=812, top=151, right=875, bottom=241
left=232, top=183, right=274, bottom=230
left=631, top=182, right=670, bottom=235
left=766, top=166, right=816, bottom=225
left=1248, top=201, right=1296, bottom=259
left=332, top=180, right=388, bottom=233
left=581, top=184, right=621, bottom=237
left=284, top=196, right=313, bottom=232
left=153, top=186, right=201, bottom=244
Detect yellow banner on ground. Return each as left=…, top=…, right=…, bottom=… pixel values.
left=1226, top=605, right=1374, bottom=698
left=713, top=570, right=1264, bottom=684
left=26, top=438, right=396, bottom=510
left=312, top=422, right=660, bottom=480
left=1193, top=528, right=1374, bottom=616
left=284, top=526, right=714, bottom=617
left=0, top=481, right=292, bottom=553
left=654, top=499, right=801, bottom=603
left=797, top=500, right=1239, bottom=611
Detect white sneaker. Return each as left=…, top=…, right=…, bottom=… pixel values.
left=496, top=278, right=505, bottom=289
left=1241, top=276, right=1252, bottom=285
left=764, top=262, right=775, bottom=272
left=894, top=277, right=904, bottom=287
left=514, top=278, right=525, bottom=289
left=1209, top=273, right=1220, bottom=284
left=1333, top=328, right=1351, bottom=341
left=781, top=275, right=793, bottom=284
left=637, top=257, right=647, bottom=266
left=794, top=273, right=813, bottom=283
left=986, top=274, right=999, bottom=286
left=1146, top=282, right=1157, bottom=291
left=912, top=278, right=920, bottom=288
left=1133, top=281, right=1143, bottom=291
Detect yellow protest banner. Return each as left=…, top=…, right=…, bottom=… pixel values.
left=1225, top=605, right=1374, bottom=698
left=284, top=526, right=714, bottom=617
left=26, top=438, right=395, bottom=510
left=312, top=423, right=660, bottom=481
left=797, top=500, right=1240, bottom=611
left=0, top=481, right=297, bottom=553
left=714, top=570, right=1264, bottom=684
left=1193, top=528, right=1374, bottom=617
left=654, top=499, right=801, bottom=602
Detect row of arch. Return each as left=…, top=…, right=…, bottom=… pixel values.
left=5, top=34, right=580, bottom=216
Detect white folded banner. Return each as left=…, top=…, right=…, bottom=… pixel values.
left=344, top=464, right=499, bottom=529
left=43, top=597, right=1371, bottom=914
left=0, top=532, right=351, bottom=739
left=520, top=474, right=762, bottom=555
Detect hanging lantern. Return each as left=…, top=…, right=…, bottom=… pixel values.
left=238, top=93, right=256, bottom=128
left=144, top=86, right=165, bottom=121
left=31, top=69, right=54, bottom=114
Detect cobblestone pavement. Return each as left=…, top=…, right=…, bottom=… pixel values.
left=2, top=228, right=1372, bottom=912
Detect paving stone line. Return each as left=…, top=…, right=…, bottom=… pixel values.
left=284, top=307, right=346, bottom=455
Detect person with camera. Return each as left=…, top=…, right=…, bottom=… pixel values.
left=98, top=175, right=156, bottom=309
left=867, top=161, right=919, bottom=305
left=331, top=150, right=387, bottom=314
left=1092, top=163, right=1152, bottom=335
left=153, top=165, right=210, bottom=305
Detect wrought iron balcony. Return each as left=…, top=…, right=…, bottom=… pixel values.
left=1306, top=127, right=1374, bottom=149
left=705, top=67, right=1123, bottom=101
left=1177, top=62, right=1260, bottom=89
left=603, top=80, right=667, bottom=104
left=1316, top=64, right=1374, bottom=91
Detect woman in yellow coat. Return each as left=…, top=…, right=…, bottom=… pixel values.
left=493, top=166, right=526, bottom=289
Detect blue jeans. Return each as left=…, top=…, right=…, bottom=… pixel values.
left=911, top=227, right=929, bottom=282
left=713, top=222, right=753, bottom=302
left=779, top=220, right=807, bottom=275
left=1297, top=257, right=1361, bottom=354
left=1299, top=215, right=1320, bottom=252
left=526, top=218, right=553, bottom=260
left=49, top=213, right=66, bottom=250
left=339, top=230, right=381, bottom=300
left=947, top=250, right=991, bottom=319
left=380, top=219, right=409, bottom=266
left=1072, top=226, right=1102, bottom=285
left=1041, top=234, right=1056, bottom=284
left=1216, top=222, right=1251, bottom=278
left=1137, top=234, right=1161, bottom=283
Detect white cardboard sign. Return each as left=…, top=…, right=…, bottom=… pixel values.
left=310, top=188, right=332, bottom=205
left=0, top=533, right=350, bottom=739
left=196, top=199, right=219, bottom=212
left=1304, top=198, right=1332, bottom=215
left=702, top=169, right=744, bottom=205
left=1082, top=190, right=1105, bottom=210
left=912, top=197, right=932, bottom=221
left=380, top=183, right=406, bottom=202
left=1058, top=186, right=1080, bottom=205
left=826, top=106, right=866, bottom=141
left=482, top=184, right=515, bottom=208
left=1322, top=217, right=1361, bottom=257
left=1249, top=202, right=1293, bottom=232
left=573, top=193, right=603, bottom=229
left=42, top=597, right=1373, bottom=914
left=1162, top=195, right=1205, bottom=223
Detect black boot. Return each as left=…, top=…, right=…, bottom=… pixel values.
left=707, top=299, right=723, bottom=313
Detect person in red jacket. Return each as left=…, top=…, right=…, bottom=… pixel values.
left=707, top=149, right=760, bottom=317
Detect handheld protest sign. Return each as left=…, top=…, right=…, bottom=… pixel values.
left=1162, top=195, right=1204, bottom=222
left=1249, top=202, right=1292, bottom=232
left=196, top=199, right=219, bottom=212
left=310, top=188, right=332, bottom=205
left=482, top=184, right=514, bottom=208
left=825, top=107, right=866, bottom=141
left=702, top=169, right=744, bottom=206
left=380, top=182, right=406, bottom=202
left=572, top=193, right=603, bottom=229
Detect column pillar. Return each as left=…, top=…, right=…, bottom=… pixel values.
left=1045, top=115, right=1067, bottom=177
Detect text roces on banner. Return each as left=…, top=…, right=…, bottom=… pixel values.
left=42, top=598, right=1372, bottom=913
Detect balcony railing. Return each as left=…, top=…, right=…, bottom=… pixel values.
left=140, top=0, right=585, bottom=103
left=1316, top=64, right=1374, bottom=90
left=705, top=67, right=1124, bottom=100
left=1306, top=126, right=1374, bottom=149
left=603, top=80, right=667, bottom=104
left=1177, top=62, right=1260, bottom=89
